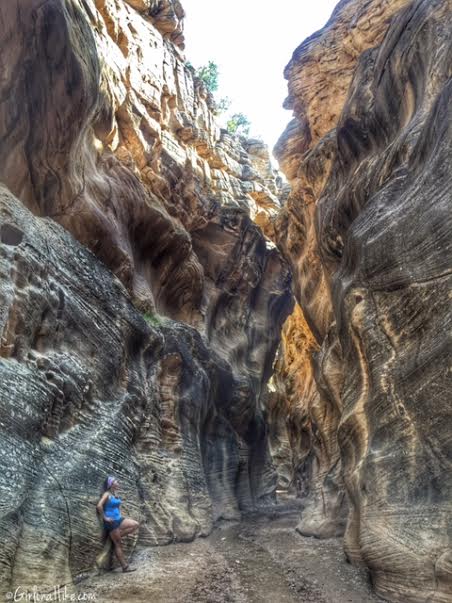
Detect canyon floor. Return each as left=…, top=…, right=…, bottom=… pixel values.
left=76, top=496, right=382, bottom=603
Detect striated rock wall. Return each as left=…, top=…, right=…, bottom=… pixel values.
left=0, top=0, right=287, bottom=321
left=0, top=186, right=246, bottom=589
left=274, top=0, right=452, bottom=601
left=0, top=0, right=293, bottom=593
left=268, top=304, right=347, bottom=538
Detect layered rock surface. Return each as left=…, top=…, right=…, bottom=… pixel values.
left=273, top=0, right=452, bottom=601
left=0, top=0, right=292, bottom=594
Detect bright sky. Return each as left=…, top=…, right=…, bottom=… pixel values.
left=182, top=0, right=338, bottom=154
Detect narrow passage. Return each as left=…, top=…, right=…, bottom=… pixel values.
left=77, top=502, right=381, bottom=603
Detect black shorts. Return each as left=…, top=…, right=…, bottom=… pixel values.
left=103, top=518, right=124, bottom=531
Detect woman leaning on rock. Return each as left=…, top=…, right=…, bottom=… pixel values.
left=96, top=476, right=139, bottom=572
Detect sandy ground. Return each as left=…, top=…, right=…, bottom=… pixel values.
left=76, top=501, right=383, bottom=603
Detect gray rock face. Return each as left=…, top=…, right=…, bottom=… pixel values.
left=274, top=0, right=452, bottom=601
left=0, top=2, right=293, bottom=593
left=0, top=182, right=290, bottom=594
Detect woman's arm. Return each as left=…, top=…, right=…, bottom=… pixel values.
left=96, top=492, right=113, bottom=522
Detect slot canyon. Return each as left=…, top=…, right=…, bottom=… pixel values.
left=0, top=0, right=451, bottom=602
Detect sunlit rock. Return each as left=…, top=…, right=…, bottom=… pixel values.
left=274, top=0, right=452, bottom=601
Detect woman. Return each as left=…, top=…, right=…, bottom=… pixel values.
left=96, top=476, right=139, bottom=572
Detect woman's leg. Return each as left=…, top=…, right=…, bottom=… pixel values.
left=119, top=517, right=139, bottom=537
left=110, top=527, right=127, bottom=569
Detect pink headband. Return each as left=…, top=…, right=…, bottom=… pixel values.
left=107, top=476, right=115, bottom=488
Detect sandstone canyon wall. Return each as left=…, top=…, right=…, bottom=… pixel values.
left=1, top=0, right=451, bottom=601
left=273, top=0, right=452, bottom=601
left=0, top=0, right=293, bottom=594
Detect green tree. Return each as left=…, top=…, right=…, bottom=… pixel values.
left=226, top=113, right=251, bottom=137
left=214, top=96, right=231, bottom=115
left=195, top=61, right=219, bottom=93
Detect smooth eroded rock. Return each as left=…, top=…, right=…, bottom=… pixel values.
left=273, top=0, right=452, bottom=601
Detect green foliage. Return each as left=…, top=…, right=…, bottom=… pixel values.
left=143, top=312, right=162, bottom=327
left=214, top=96, right=231, bottom=115
left=186, top=60, right=252, bottom=137
left=226, top=112, right=251, bottom=137
left=195, top=60, right=219, bottom=93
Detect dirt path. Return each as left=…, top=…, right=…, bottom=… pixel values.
left=76, top=504, right=383, bottom=603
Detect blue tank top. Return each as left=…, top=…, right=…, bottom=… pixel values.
left=104, top=494, right=122, bottom=521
